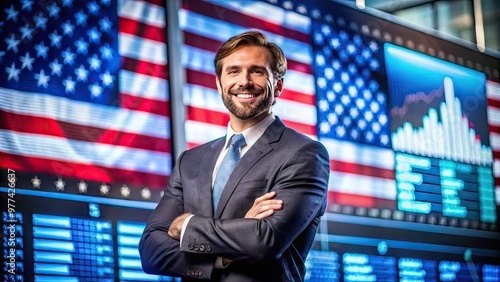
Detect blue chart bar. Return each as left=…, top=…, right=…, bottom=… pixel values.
left=116, top=221, right=173, bottom=281
left=305, top=250, right=340, bottom=281
left=399, top=257, right=438, bottom=281
left=32, top=213, right=115, bottom=280
left=343, top=253, right=397, bottom=282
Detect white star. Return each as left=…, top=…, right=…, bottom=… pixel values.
left=100, top=70, right=114, bottom=87
left=31, top=175, right=41, bottom=189
left=141, top=187, right=151, bottom=200
left=55, top=178, right=66, bottom=191
left=49, top=59, right=63, bottom=76
left=75, top=10, right=88, bottom=26
left=88, top=55, right=101, bottom=71
left=75, top=38, right=89, bottom=55
left=87, top=1, right=100, bottom=15
left=61, top=21, right=75, bottom=36
left=75, top=65, right=88, bottom=82
left=89, top=83, right=103, bottom=98
left=20, top=52, right=34, bottom=70
left=34, top=42, right=49, bottom=59
left=283, top=1, right=293, bottom=10
left=21, top=0, right=34, bottom=11
left=4, top=5, right=19, bottom=22
left=100, top=183, right=110, bottom=195
left=63, top=76, right=76, bottom=94
left=34, top=13, right=48, bottom=30
left=49, top=31, right=62, bottom=48
left=87, top=27, right=101, bottom=43
left=77, top=180, right=88, bottom=194
left=34, top=69, right=50, bottom=88
left=5, top=63, right=21, bottom=82
left=0, top=51, right=5, bottom=62
left=62, top=48, right=76, bottom=65
left=99, top=17, right=112, bottom=33
left=5, top=34, right=20, bottom=53
left=47, top=3, right=61, bottom=18
left=101, top=0, right=111, bottom=6
left=120, top=185, right=130, bottom=198
left=100, top=44, right=113, bottom=60
left=19, top=24, right=34, bottom=40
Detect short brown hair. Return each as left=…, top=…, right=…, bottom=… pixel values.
left=214, top=30, right=287, bottom=80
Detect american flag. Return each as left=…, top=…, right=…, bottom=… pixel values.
left=0, top=0, right=171, bottom=193
left=180, top=0, right=317, bottom=148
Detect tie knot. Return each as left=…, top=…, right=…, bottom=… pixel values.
left=230, top=134, right=246, bottom=148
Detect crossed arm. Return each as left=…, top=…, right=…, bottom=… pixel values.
left=167, top=191, right=283, bottom=240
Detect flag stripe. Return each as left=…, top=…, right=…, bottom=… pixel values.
left=0, top=130, right=170, bottom=175
left=181, top=0, right=311, bottom=44
left=0, top=89, right=169, bottom=139
left=121, top=57, right=168, bottom=80
left=0, top=152, right=167, bottom=188
left=328, top=191, right=397, bottom=209
left=118, top=0, right=166, bottom=28
left=0, top=111, right=170, bottom=152
left=119, top=17, right=166, bottom=43
left=120, top=94, right=170, bottom=116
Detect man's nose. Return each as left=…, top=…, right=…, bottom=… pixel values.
left=238, top=71, right=253, bottom=87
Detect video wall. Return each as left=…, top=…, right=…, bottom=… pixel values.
left=1, top=0, right=499, bottom=281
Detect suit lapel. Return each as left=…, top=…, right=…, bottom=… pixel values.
left=199, top=137, right=225, bottom=217
left=214, top=118, right=286, bottom=217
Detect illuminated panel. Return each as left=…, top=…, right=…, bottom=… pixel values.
left=32, top=214, right=114, bottom=281
left=343, top=253, right=397, bottom=281
left=395, top=152, right=496, bottom=224
left=304, top=250, right=340, bottom=281
left=2, top=212, right=24, bottom=282
left=117, top=221, right=171, bottom=281
left=439, top=261, right=480, bottom=282
left=398, top=257, right=438, bottom=281
left=483, top=264, right=500, bottom=281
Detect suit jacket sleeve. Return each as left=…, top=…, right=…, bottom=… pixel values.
left=182, top=140, right=329, bottom=263
left=138, top=150, right=217, bottom=278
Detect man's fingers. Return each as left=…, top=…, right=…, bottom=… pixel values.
left=254, top=191, right=277, bottom=204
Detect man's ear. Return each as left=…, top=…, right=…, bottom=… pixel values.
left=274, top=78, right=284, bottom=98
left=216, top=76, right=222, bottom=94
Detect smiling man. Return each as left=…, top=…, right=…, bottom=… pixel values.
left=139, top=31, right=330, bottom=281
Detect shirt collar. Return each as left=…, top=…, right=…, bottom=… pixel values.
left=225, top=114, right=275, bottom=149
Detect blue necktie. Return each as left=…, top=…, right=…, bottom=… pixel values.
left=213, top=134, right=246, bottom=214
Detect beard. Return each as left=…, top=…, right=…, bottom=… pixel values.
left=222, top=86, right=274, bottom=120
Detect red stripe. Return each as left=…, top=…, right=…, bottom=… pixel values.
left=0, top=111, right=170, bottom=153
left=183, top=31, right=222, bottom=53
left=327, top=191, right=397, bottom=209
left=121, top=56, right=168, bottom=80
left=119, top=17, right=166, bottom=43
left=141, top=0, right=165, bottom=7
left=330, top=159, right=395, bottom=180
left=280, top=89, right=315, bottom=105
left=120, top=93, right=170, bottom=117
left=1, top=152, right=167, bottom=188
left=287, top=58, right=313, bottom=75
left=187, top=106, right=229, bottom=127
left=181, top=0, right=310, bottom=44
left=488, top=98, right=500, bottom=109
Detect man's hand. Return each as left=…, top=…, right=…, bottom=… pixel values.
left=245, top=191, right=283, bottom=219
left=168, top=213, right=192, bottom=240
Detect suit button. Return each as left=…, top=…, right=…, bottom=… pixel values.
left=206, top=245, right=212, bottom=252
left=197, top=270, right=203, bottom=276
left=187, top=270, right=192, bottom=276
left=194, top=244, right=199, bottom=251
left=199, top=245, right=205, bottom=252
left=188, top=244, right=194, bottom=250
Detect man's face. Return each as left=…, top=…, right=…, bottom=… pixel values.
left=217, top=45, right=282, bottom=122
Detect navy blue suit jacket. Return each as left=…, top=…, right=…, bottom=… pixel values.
left=139, top=117, right=330, bottom=281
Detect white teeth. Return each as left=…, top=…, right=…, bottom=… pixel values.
left=237, top=94, right=255, bottom=99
